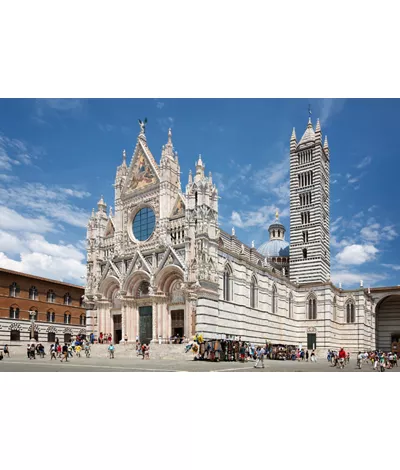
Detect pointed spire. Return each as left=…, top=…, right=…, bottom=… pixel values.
left=109, top=205, right=113, bottom=217
left=122, top=149, right=127, bottom=166
left=314, top=118, right=322, bottom=144
left=208, top=171, right=212, bottom=184
left=197, top=154, right=204, bottom=167
left=161, top=127, right=174, bottom=160
left=298, top=117, right=315, bottom=145
left=290, top=127, right=297, bottom=152
left=188, top=169, right=192, bottom=184
left=97, top=195, right=107, bottom=213
left=91, top=208, right=95, bottom=218
left=324, top=135, right=329, bottom=149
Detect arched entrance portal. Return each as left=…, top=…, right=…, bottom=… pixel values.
left=376, top=295, right=400, bottom=352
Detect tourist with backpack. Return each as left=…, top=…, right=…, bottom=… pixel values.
left=108, top=343, right=115, bottom=359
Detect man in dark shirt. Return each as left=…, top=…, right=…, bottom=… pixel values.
left=60, top=344, right=69, bottom=362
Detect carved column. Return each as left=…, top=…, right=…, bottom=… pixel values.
left=152, top=300, right=157, bottom=341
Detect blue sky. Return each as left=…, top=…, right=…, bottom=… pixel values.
left=0, top=98, right=399, bottom=288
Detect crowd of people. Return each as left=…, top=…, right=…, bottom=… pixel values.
left=327, top=348, right=398, bottom=371
left=136, top=341, right=150, bottom=359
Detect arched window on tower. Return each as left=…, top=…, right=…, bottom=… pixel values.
left=333, top=296, right=337, bottom=322
left=250, top=275, right=258, bottom=309
left=346, top=301, right=355, bottom=323
left=273, top=230, right=275, bottom=237
left=195, top=191, right=198, bottom=209
left=272, top=284, right=278, bottom=314
left=223, top=264, right=232, bottom=302
left=289, top=293, right=293, bottom=319
left=308, top=296, right=317, bottom=320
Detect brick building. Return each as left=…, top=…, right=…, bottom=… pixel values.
left=0, top=268, right=86, bottom=344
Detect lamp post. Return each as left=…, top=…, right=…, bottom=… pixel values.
left=29, top=310, right=37, bottom=343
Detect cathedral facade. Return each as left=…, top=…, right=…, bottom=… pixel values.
left=84, top=118, right=399, bottom=353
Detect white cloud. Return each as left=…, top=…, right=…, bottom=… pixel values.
left=368, top=205, right=378, bottom=212
left=0, top=208, right=55, bottom=233
left=356, top=156, right=372, bottom=169
left=0, top=231, right=86, bottom=284
left=319, top=99, right=346, bottom=126
left=157, top=117, right=174, bottom=132
left=382, top=264, right=400, bottom=271
left=336, top=244, right=378, bottom=265
left=59, top=188, right=91, bottom=199
left=230, top=205, right=289, bottom=230
left=155, top=100, right=165, bottom=109
left=360, top=223, right=398, bottom=243
left=360, top=223, right=380, bottom=243
left=98, top=123, right=115, bottom=132
left=0, top=251, right=85, bottom=285
left=0, top=183, right=90, bottom=228
left=331, top=270, right=387, bottom=288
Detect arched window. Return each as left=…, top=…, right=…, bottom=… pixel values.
left=9, top=282, right=20, bottom=298
left=64, top=293, right=71, bottom=305
left=333, top=296, right=337, bottom=322
left=272, top=284, right=278, bottom=314
left=9, top=306, right=19, bottom=319
left=80, top=314, right=86, bottom=326
left=223, top=264, right=232, bottom=301
left=303, top=248, right=307, bottom=259
left=289, top=293, right=293, bottom=319
left=47, top=311, right=55, bottom=323
left=346, top=302, right=355, bottom=323
left=308, top=296, right=317, bottom=320
left=47, top=290, right=56, bottom=303
left=64, top=312, right=71, bottom=324
left=273, top=230, right=275, bottom=237
left=29, top=286, right=38, bottom=300
left=250, top=276, right=258, bottom=309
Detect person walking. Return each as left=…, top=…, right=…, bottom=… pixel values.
left=305, top=350, right=309, bottom=362
left=124, top=334, right=128, bottom=345
left=254, top=346, right=265, bottom=368
left=3, top=344, right=10, bottom=358
left=30, top=343, right=36, bottom=360
left=85, top=342, right=91, bottom=358
left=76, top=344, right=82, bottom=358
left=50, top=344, right=57, bottom=360
left=60, top=344, right=69, bottom=362
left=27, top=343, right=31, bottom=359
left=108, top=343, right=115, bottom=359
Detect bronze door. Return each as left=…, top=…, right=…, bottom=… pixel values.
left=139, top=306, right=153, bottom=344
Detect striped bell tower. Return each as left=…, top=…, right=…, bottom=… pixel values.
left=289, top=117, right=330, bottom=284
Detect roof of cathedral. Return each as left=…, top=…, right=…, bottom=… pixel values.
left=298, top=117, right=315, bottom=145
left=257, top=239, right=289, bottom=258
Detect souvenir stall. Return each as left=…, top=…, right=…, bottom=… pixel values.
left=189, top=334, right=241, bottom=362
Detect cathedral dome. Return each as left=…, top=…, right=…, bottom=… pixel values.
left=257, top=210, right=289, bottom=258
left=258, top=239, right=289, bottom=258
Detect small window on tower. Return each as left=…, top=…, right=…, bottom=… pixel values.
left=303, top=248, right=307, bottom=259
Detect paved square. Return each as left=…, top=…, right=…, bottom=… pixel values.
left=1, top=356, right=399, bottom=372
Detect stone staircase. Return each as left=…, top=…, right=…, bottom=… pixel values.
left=88, top=343, right=190, bottom=360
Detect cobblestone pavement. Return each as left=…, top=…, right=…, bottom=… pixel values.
left=1, top=356, right=400, bottom=372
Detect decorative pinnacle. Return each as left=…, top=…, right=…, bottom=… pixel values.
left=315, top=118, right=321, bottom=133
left=324, top=135, right=329, bottom=149
left=275, top=209, right=279, bottom=220
left=122, top=149, right=126, bottom=164
left=168, top=128, right=172, bottom=144
left=290, top=127, right=297, bottom=141
left=197, top=154, right=204, bottom=167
